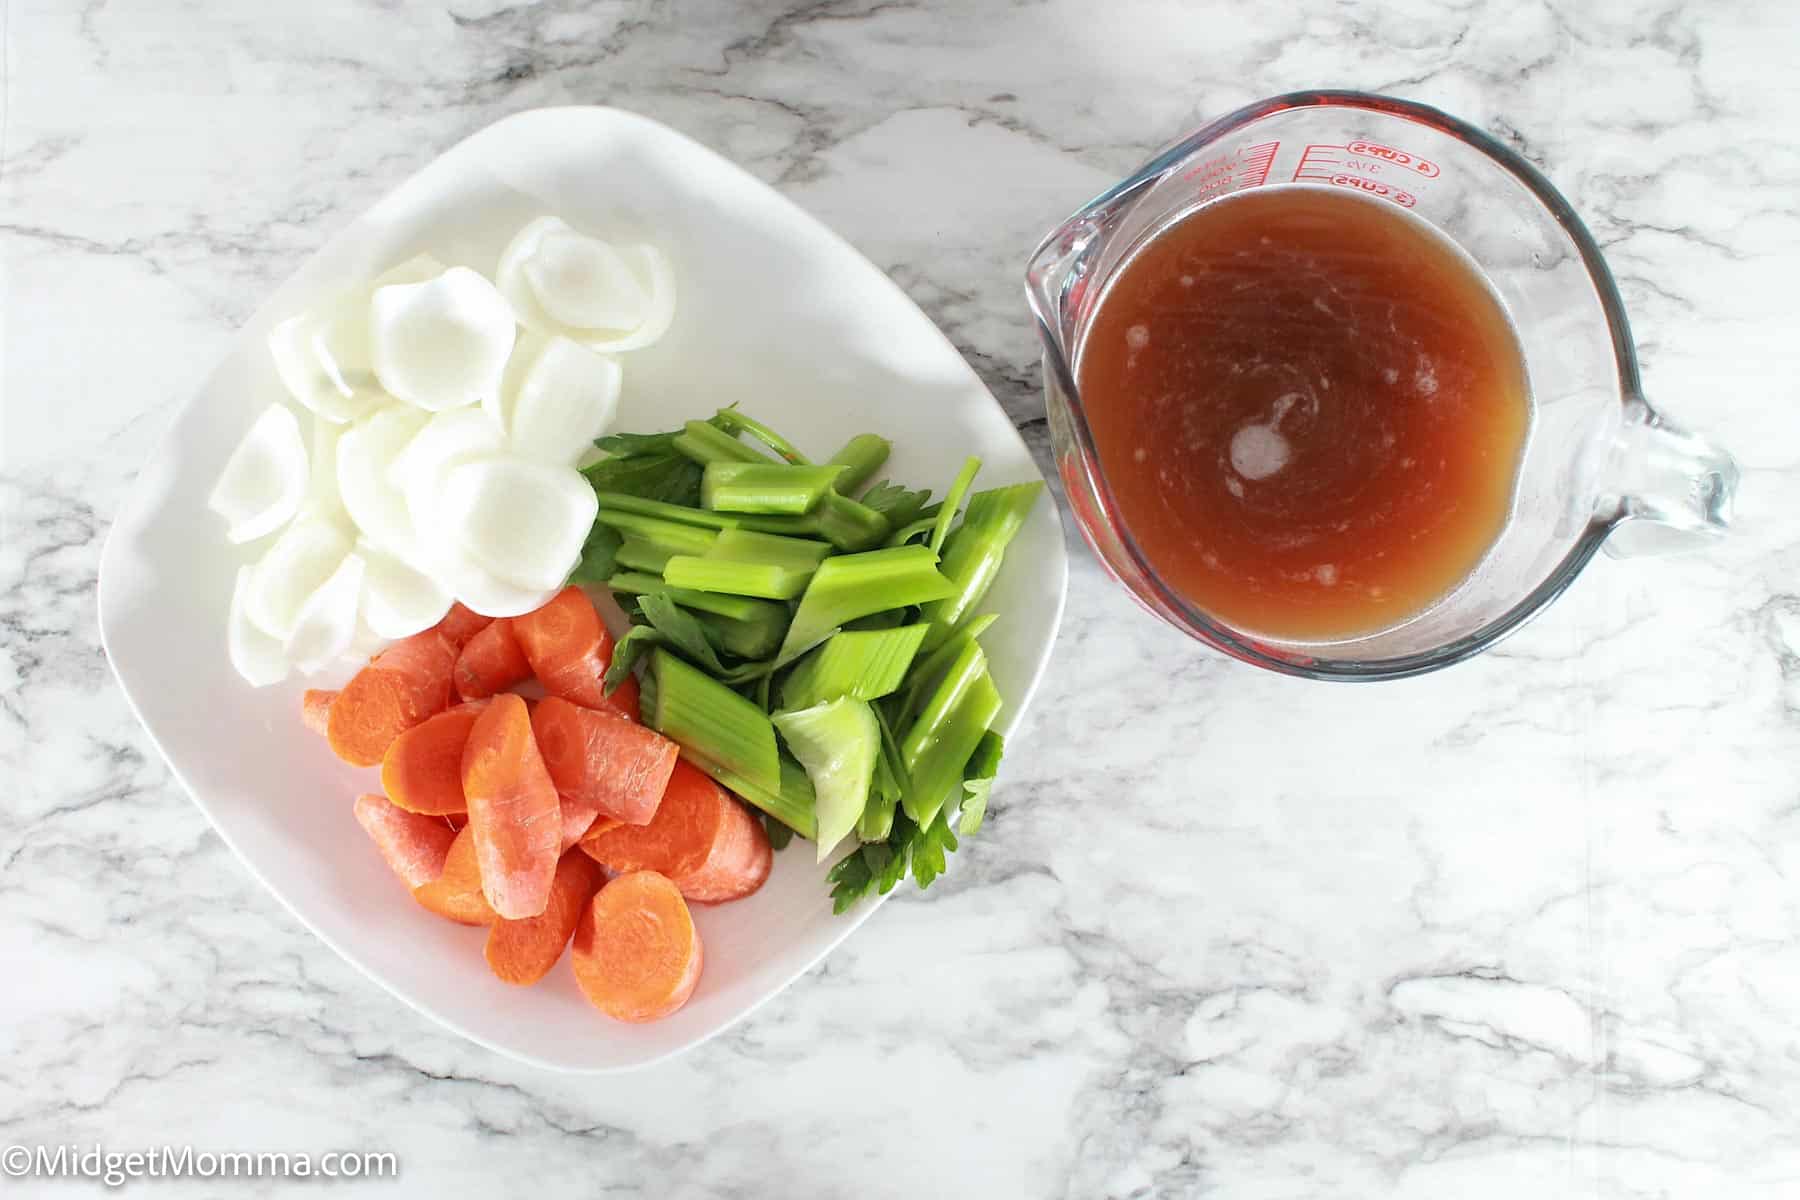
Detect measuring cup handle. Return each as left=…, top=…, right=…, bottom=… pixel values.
left=1601, top=399, right=1738, bottom=558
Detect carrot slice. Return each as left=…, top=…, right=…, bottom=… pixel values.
left=434, top=602, right=493, bottom=651
left=380, top=701, right=487, bottom=815
left=511, top=586, right=635, bottom=717
left=484, top=850, right=605, bottom=986
left=454, top=618, right=531, bottom=701
left=580, top=760, right=772, bottom=902
left=326, top=630, right=457, bottom=767
left=412, top=825, right=495, bottom=925
left=532, top=696, right=678, bottom=829
left=571, top=871, right=703, bottom=1022
left=461, top=693, right=561, bottom=919
left=353, top=793, right=457, bottom=889
left=301, top=689, right=337, bottom=736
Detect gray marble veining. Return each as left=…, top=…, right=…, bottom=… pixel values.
left=4, top=0, right=1799, bottom=1195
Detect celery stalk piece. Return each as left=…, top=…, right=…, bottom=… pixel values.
left=688, top=749, right=818, bottom=839
left=898, top=658, right=1002, bottom=829
left=929, top=456, right=983, bottom=555
left=646, top=649, right=781, bottom=792
left=775, top=544, right=956, bottom=667
left=706, top=528, right=833, bottom=570
left=664, top=555, right=813, bottom=600
left=806, top=491, right=889, bottom=551
left=712, top=408, right=812, bottom=465
left=826, top=435, right=892, bottom=494
left=698, top=609, right=786, bottom=660
left=607, top=572, right=788, bottom=626
left=898, top=613, right=997, bottom=722
left=591, top=509, right=721, bottom=556
left=614, top=537, right=676, bottom=574
left=672, top=420, right=773, bottom=465
left=919, top=482, right=1043, bottom=650
left=593, top=491, right=742, bottom=529
left=603, top=570, right=668, bottom=596
left=883, top=515, right=937, bottom=548
left=858, top=702, right=909, bottom=842
left=773, top=697, right=880, bottom=861
left=702, top=463, right=846, bottom=514
left=639, top=593, right=729, bottom=673
left=781, top=623, right=930, bottom=711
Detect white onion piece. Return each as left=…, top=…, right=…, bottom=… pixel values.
left=306, top=415, right=346, bottom=521
left=524, top=230, right=648, bottom=332
left=388, top=407, right=505, bottom=537
left=245, top=516, right=352, bottom=641
left=487, top=328, right=544, bottom=434
left=439, top=457, right=598, bottom=591
left=497, top=218, right=676, bottom=353
left=207, top=404, right=308, bottom=544
left=337, top=406, right=429, bottom=559
left=431, top=539, right=559, bottom=618
left=359, top=540, right=453, bottom=639
left=228, top=566, right=289, bottom=687
left=369, top=267, right=515, bottom=412
left=507, top=336, right=621, bottom=465
left=286, top=551, right=366, bottom=673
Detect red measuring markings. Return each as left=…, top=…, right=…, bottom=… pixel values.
left=1182, top=140, right=1279, bottom=198
left=1292, top=142, right=1433, bottom=208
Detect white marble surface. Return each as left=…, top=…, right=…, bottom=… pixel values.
left=5, top=0, right=1798, bottom=1195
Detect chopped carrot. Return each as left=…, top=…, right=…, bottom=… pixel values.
left=454, top=618, right=531, bottom=701
left=444, top=813, right=467, bottom=833
left=326, top=630, right=456, bottom=767
left=484, top=851, right=605, bottom=986
left=412, top=825, right=495, bottom=925
left=433, top=602, right=493, bottom=651
left=353, top=793, right=458, bottom=890
left=380, top=701, right=487, bottom=815
left=580, top=760, right=772, bottom=903
left=461, top=693, right=561, bottom=920
left=570, top=871, right=703, bottom=1022
left=532, top=696, right=678, bottom=829
left=301, top=689, right=337, bottom=736
left=511, top=586, right=635, bottom=717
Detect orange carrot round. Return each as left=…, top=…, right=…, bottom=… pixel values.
left=532, top=696, right=678, bottom=830
left=580, top=760, right=771, bottom=903
left=353, top=793, right=458, bottom=890
left=380, top=701, right=487, bottom=815
left=301, top=689, right=337, bottom=736
left=571, top=871, right=703, bottom=1022
left=511, top=586, right=633, bottom=716
left=484, top=851, right=605, bottom=986
left=412, top=825, right=496, bottom=925
left=434, top=602, right=494, bottom=651
left=326, top=630, right=456, bottom=767
left=454, top=618, right=532, bottom=701
left=461, top=693, right=562, bottom=920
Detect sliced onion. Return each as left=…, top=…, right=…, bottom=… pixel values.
left=208, top=404, right=309, bottom=544
left=497, top=218, right=676, bottom=353
left=337, top=405, right=429, bottom=559
left=306, top=415, right=345, bottom=521
left=369, top=266, right=516, bottom=412
left=286, top=551, right=366, bottom=673
left=438, top=457, right=597, bottom=591
left=244, top=516, right=353, bottom=641
left=431, top=540, right=559, bottom=618
left=228, top=566, right=289, bottom=687
left=524, top=229, right=649, bottom=332
left=359, top=540, right=453, bottom=639
left=578, top=244, right=676, bottom=353
left=387, top=407, right=505, bottom=537
left=506, top=336, right=622, bottom=465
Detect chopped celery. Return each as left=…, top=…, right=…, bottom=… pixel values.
left=698, top=609, right=786, bottom=659
left=773, top=697, right=879, bottom=861
left=604, top=625, right=662, bottom=694
left=603, top=570, right=667, bottom=595
left=726, top=493, right=887, bottom=551
left=688, top=748, right=818, bottom=839
left=858, top=703, right=909, bottom=842
left=614, top=537, right=676, bottom=574
left=702, top=462, right=846, bottom=514
left=713, top=408, right=812, bottom=465
left=884, top=515, right=938, bottom=548
left=592, top=491, right=742, bottom=529
left=929, top=456, right=983, bottom=555
left=826, top=435, right=891, bottom=494
left=920, top=482, right=1043, bottom=650
left=958, top=730, right=1004, bottom=836
left=899, top=662, right=1002, bottom=829
left=780, top=623, right=929, bottom=710
left=776, top=544, right=955, bottom=666
left=646, top=649, right=780, bottom=792
left=639, top=593, right=728, bottom=673
left=706, top=528, right=833, bottom=570
left=591, top=509, right=720, bottom=556
left=897, top=613, right=997, bottom=722
left=673, top=419, right=773, bottom=465
left=608, top=572, right=787, bottom=625
left=664, top=555, right=813, bottom=600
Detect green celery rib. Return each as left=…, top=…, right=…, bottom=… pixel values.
left=826, top=434, right=891, bottom=494
left=776, top=544, right=956, bottom=666
left=614, top=537, right=676, bottom=574
left=781, top=623, right=930, bottom=711
left=647, top=649, right=781, bottom=793
left=897, top=613, right=997, bottom=723
left=773, top=697, right=879, bottom=861
left=712, top=409, right=812, bottom=465
left=696, top=609, right=786, bottom=660
left=707, top=528, right=833, bottom=570
left=929, top=456, right=983, bottom=555
left=883, top=515, right=937, bottom=548
left=859, top=703, right=910, bottom=842
left=603, top=570, right=667, bottom=595
left=898, top=653, right=1003, bottom=828
left=919, top=482, right=1043, bottom=650
left=728, top=494, right=886, bottom=551
left=607, top=571, right=788, bottom=626
left=664, top=555, right=813, bottom=600
left=673, top=420, right=773, bottom=465
left=687, top=749, right=818, bottom=839
left=593, top=491, right=742, bottom=529
left=702, top=462, right=846, bottom=514
left=591, top=509, right=721, bottom=556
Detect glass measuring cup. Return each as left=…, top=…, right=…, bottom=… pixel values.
left=1026, top=90, right=1738, bottom=681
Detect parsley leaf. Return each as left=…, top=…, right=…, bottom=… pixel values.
left=604, top=625, right=664, bottom=696
left=958, top=730, right=1004, bottom=836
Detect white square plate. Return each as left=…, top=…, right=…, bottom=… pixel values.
left=97, top=107, right=1067, bottom=1071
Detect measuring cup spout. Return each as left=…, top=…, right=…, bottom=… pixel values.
left=1601, top=398, right=1739, bottom=557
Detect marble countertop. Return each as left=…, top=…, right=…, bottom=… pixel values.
left=6, top=1, right=1798, bottom=1195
